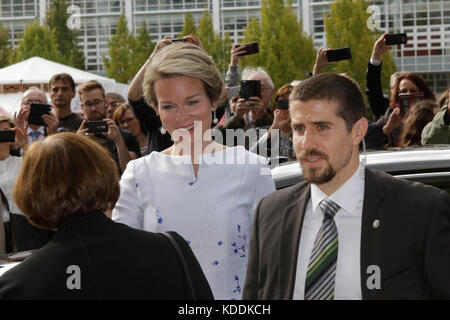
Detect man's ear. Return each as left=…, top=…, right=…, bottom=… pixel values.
left=352, top=117, right=369, bottom=146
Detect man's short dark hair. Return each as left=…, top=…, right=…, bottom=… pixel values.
left=49, top=73, right=76, bottom=91
left=290, top=73, right=366, bottom=131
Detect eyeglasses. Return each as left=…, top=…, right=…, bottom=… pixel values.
left=24, top=99, right=45, bottom=105
left=106, top=101, right=121, bottom=108
left=83, top=100, right=104, bottom=108
left=119, top=117, right=136, bottom=126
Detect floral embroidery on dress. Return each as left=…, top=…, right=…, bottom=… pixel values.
left=217, top=240, right=223, bottom=246
left=231, top=224, right=247, bottom=258
left=212, top=260, right=219, bottom=266
left=233, top=275, right=241, bottom=294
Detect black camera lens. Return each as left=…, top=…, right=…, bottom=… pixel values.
left=239, top=80, right=261, bottom=101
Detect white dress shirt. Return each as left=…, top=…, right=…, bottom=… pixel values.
left=27, top=126, right=45, bottom=144
left=293, top=163, right=365, bottom=300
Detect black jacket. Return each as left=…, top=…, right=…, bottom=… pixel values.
left=0, top=210, right=213, bottom=299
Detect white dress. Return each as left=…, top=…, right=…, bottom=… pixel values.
left=0, top=155, right=23, bottom=222
left=112, top=146, right=276, bottom=300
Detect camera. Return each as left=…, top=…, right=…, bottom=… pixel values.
left=277, top=99, right=289, bottom=110
left=170, top=38, right=187, bottom=43
left=326, top=47, right=352, bottom=62
left=239, top=80, right=261, bottom=101
left=396, top=92, right=424, bottom=116
left=385, top=33, right=407, bottom=45
left=86, top=121, right=109, bottom=133
left=0, top=130, right=15, bottom=143
left=28, top=103, right=51, bottom=126
left=238, top=42, right=259, bottom=56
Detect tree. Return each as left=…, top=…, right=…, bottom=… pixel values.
left=179, top=12, right=197, bottom=37
left=11, top=20, right=59, bottom=63
left=133, top=22, right=155, bottom=71
left=325, top=0, right=397, bottom=95
left=241, top=0, right=316, bottom=90
left=103, top=14, right=137, bottom=83
left=196, top=9, right=232, bottom=75
left=46, top=0, right=85, bottom=69
left=0, top=22, right=12, bottom=68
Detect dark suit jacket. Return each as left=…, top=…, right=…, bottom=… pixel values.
left=366, top=61, right=390, bottom=120
left=0, top=210, right=213, bottom=300
left=243, top=169, right=450, bottom=300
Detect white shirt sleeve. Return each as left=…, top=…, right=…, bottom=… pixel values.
left=112, top=160, right=144, bottom=229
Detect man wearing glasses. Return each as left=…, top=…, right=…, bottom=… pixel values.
left=16, top=87, right=58, bottom=144
left=77, top=80, right=141, bottom=174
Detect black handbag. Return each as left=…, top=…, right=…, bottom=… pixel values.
left=160, top=231, right=196, bottom=300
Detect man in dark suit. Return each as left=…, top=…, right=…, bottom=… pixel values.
left=243, top=73, right=450, bottom=300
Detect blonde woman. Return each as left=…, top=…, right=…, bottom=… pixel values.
left=112, top=36, right=275, bottom=300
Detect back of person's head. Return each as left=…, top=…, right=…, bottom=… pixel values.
left=13, top=132, right=119, bottom=230
left=399, top=100, right=436, bottom=147
left=273, top=83, right=293, bottom=109
left=105, top=92, right=125, bottom=103
left=390, top=73, right=436, bottom=109
left=78, top=80, right=105, bottom=101
left=49, top=73, right=76, bottom=91
left=290, top=73, right=366, bottom=131
left=242, top=66, right=275, bottom=90
left=143, top=42, right=224, bottom=113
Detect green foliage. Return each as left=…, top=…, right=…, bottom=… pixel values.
left=45, top=0, right=85, bottom=69
left=196, top=10, right=232, bottom=75
left=241, top=0, right=316, bottom=90
left=134, top=22, right=155, bottom=71
left=325, top=0, right=397, bottom=95
left=11, top=20, right=59, bottom=63
left=103, top=14, right=137, bottom=83
left=179, top=12, right=197, bottom=37
left=0, top=22, right=11, bottom=68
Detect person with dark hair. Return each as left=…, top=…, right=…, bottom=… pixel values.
left=76, top=80, right=141, bottom=174
left=243, top=73, right=450, bottom=300
left=398, top=100, right=435, bottom=147
left=0, top=133, right=213, bottom=299
left=113, top=103, right=151, bottom=156
left=49, top=73, right=83, bottom=132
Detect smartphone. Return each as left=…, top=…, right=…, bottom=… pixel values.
left=226, top=85, right=241, bottom=99
left=385, top=33, right=407, bottom=45
left=28, top=103, right=51, bottom=126
left=238, top=42, right=259, bottom=56
left=277, top=99, right=289, bottom=110
left=171, top=38, right=187, bottom=43
left=85, top=121, right=109, bottom=133
left=326, top=48, right=352, bottom=62
left=397, top=92, right=424, bottom=115
left=0, top=130, right=15, bottom=143
left=240, top=80, right=261, bottom=101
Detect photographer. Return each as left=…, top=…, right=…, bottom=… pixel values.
left=0, top=116, right=53, bottom=253
left=76, top=80, right=141, bottom=174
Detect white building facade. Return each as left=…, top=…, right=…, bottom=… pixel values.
left=0, top=0, right=448, bottom=95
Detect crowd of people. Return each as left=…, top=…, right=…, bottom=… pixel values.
left=0, top=32, right=449, bottom=300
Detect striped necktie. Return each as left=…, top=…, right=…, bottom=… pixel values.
left=304, top=198, right=340, bottom=300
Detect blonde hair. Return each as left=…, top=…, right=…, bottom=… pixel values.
left=143, top=42, right=224, bottom=113
left=0, top=115, right=15, bottom=128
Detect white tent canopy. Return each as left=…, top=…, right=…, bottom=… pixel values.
left=0, top=56, right=129, bottom=116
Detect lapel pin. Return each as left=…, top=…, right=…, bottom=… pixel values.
left=372, top=219, right=380, bottom=229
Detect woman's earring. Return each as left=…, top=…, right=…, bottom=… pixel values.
left=160, top=126, right=167, bottom=134
left=212, top=110, right=218, bottom=124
